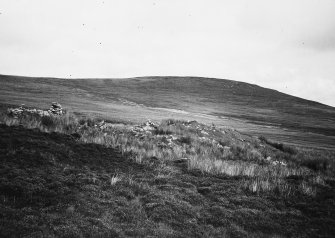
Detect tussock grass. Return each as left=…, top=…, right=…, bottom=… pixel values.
left=0, top=110, right=332, bottom=198
left=110, top=174, right=122, bottom=186
left=0, top=111, right=77, bottom=134
left=188, top=156, right=258, bottom=176
left=244, top=178, right=293, bottom=196
left=243, top=175, right=319, bottom=197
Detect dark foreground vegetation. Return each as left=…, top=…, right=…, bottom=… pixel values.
left=1, top=108, right=335, bottom=237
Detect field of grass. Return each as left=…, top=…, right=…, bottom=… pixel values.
left=1, top=108, right=335, bottom=237
left=1, top=74, right=335, bottom=150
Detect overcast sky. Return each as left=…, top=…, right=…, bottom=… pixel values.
left=0, top=0, right=334, bottom=106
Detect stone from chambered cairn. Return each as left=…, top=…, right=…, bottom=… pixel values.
left=48, top=102, right=63, bottom=115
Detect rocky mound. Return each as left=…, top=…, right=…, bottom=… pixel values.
left=7, top=102, right=64, bottom=118
left=48, top=102, right=63, bottom=115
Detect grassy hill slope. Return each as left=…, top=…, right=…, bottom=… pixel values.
left=1, top=74, right=335, bottom=150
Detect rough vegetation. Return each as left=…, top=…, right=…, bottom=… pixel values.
left=1, top=105, right=335, bottom=237
left=1, top=74, right=335, bottom=150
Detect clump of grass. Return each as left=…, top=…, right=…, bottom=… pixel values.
left=243, top=174, right=319, bottom=197
left=187, top=145, right=319, bottom=197
left=188, top=156, right=258, bottom=176
left=188, top=155, right=309, bottom=177
left=110, top=174, right=122, bottom=185
left=244, top=177, right=294, bottom=196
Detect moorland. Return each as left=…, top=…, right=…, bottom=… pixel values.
left=1, top=74, right=335, bottom=237
left=1, top=74, right=335, bottom=150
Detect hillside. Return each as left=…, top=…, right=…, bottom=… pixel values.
left=1, top=74, right=335, bottom=150
left=1, top=108, right=335, bottom=237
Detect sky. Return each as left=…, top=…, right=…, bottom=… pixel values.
left=0, top=0, right=335, bottom=106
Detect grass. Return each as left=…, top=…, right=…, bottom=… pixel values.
left=1, top=111, right=332, bottom=196
left=0, top=110, right=77, bottom=134
left=1, top=107, right=335, bottom=237
left=110, top=174, right=122, bottom=186
left=1, top=74, right=335, bottom=150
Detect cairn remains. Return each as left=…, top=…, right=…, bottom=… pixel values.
left=7, top=102, right=63, bottom=118
left=48, top=102, right=63, bottom=115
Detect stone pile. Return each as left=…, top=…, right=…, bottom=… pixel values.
left=156, top=134, right=179, bottom=148
left=7, top=102, right=64, bottom=118
left=7, top=104, right=50, bottom=118
left=265, top=156, right=287, bottom=166
left=131, top=120, right=158, bottom=136
left=7, top=104, right=25, bottom=118
left=48, top=102, right=63, bottom=115
left=143, top=120, right=158, bottom=130
left=165, top=119, right=197, bottom=127
left=93, top=120, right=114, bottom=130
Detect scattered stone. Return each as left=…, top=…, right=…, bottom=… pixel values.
left=130, top=119, right=159, bottom=138
left=272, top=160, right=287, bottom=166
left=199, top=137, right=208, bottom=141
